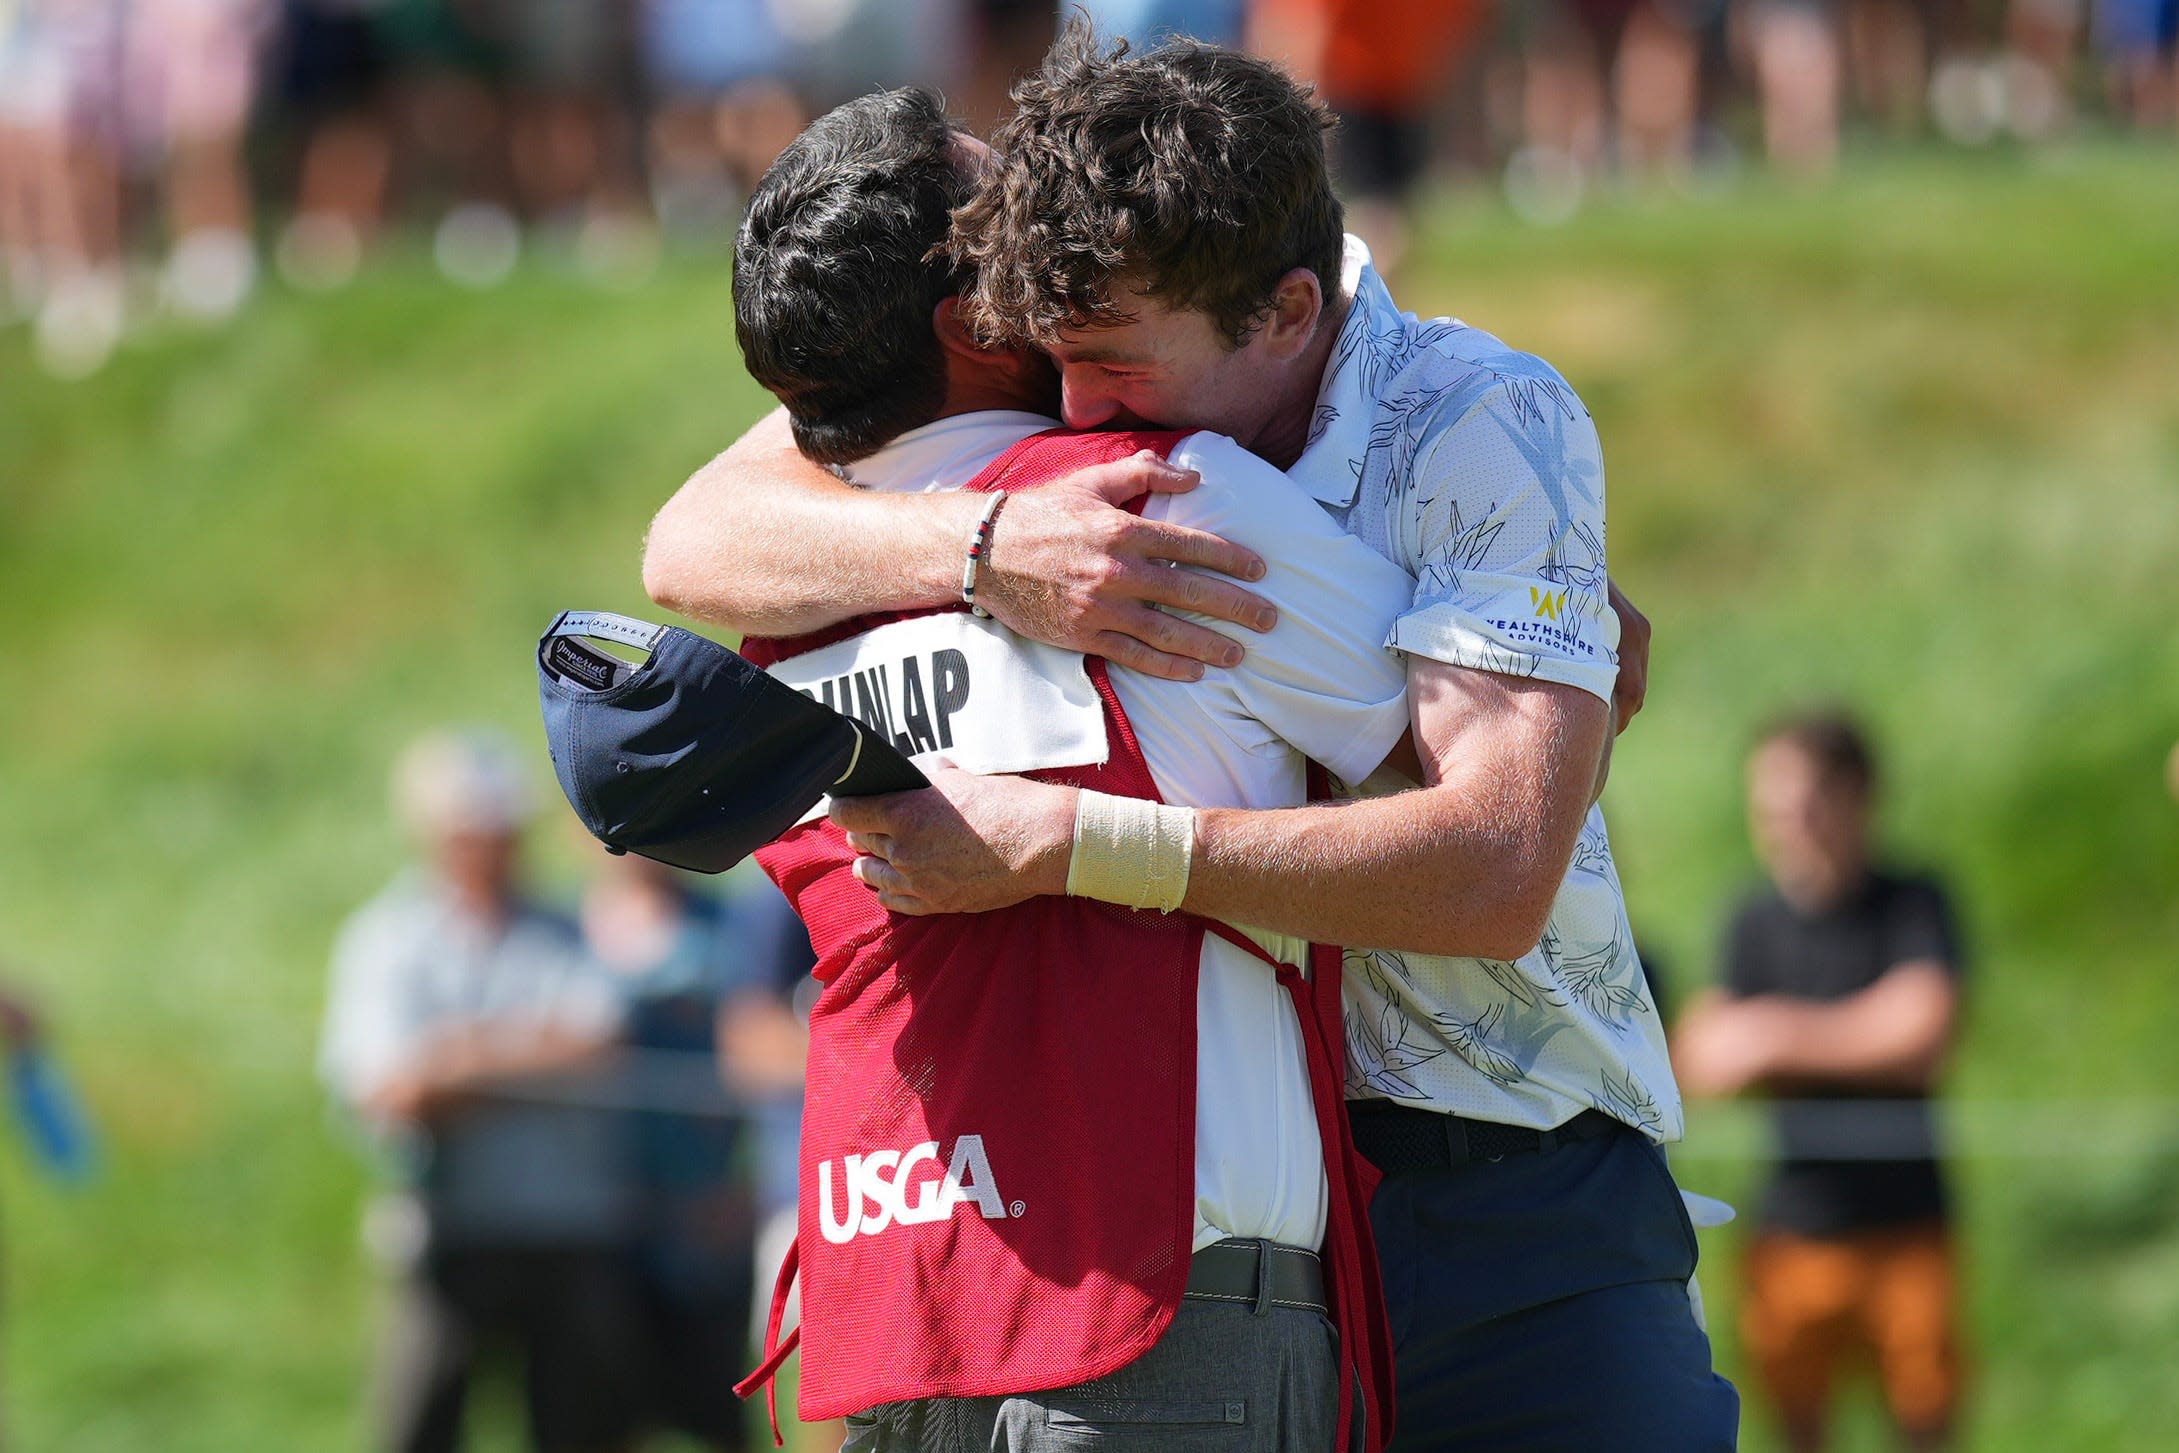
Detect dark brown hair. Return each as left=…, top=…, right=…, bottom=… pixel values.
left=733, top=87, right=971, bottom=465
left=1756, top=709, right=1879, bottom=796
left=952, top=23, right=1343, bottom=349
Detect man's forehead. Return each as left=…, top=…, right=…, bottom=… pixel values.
left=1046, top=330, right=1158, bottom=365
left=1047, top=288, right=1211, bottom=362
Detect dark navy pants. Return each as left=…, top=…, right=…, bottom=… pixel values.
left=1368, top=1123, right=1740, bottom=1451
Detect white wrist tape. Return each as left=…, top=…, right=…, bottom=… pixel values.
left=1065, top=790, right=1196, bottom=913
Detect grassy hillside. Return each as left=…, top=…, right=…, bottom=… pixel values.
left=3, top=143, right=2176, bottom=1451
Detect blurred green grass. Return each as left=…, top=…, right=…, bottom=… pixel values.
left=2, top=143, right=2176, bottom=1451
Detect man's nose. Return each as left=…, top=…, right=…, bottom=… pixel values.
left=1060, top=371, right=1122, bottom=430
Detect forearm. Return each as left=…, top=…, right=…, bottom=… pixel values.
left=452, top=1026, right=613, bottom=1085
left=1754, top=968, right=1956, bottom=1091
left=642, top=407, right=978, bottom=635
left=834, top=672, right=1600, bottom=942
left=1142, top=669, right=1599, bottom=957
left=1757, top=1019, right=1916, bottom=1090
left=1183, top=783, right=1576, bottom=959
left=374, top=1025, right=615, bottom=1121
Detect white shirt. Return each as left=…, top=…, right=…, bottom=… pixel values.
left=842, top=411, right=1413, bottom=1252
left=319, top=874, right=634, bottom=1241
left=1290, top=237, right=1683, bottom=1142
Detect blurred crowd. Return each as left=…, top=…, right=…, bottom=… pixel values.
left=5, top=0, right=2177, bottom=376
left=302, top=699, right=2179, bottom=1453
left=319, top=729, right=833, bottom=1453
left=321, top=705, right=1980, bottom=1453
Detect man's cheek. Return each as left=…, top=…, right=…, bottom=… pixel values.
left=1134, top=388, right=1199, bottom=431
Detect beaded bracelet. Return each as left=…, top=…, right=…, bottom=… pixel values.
left=960, top=491, right=1009, bottom=619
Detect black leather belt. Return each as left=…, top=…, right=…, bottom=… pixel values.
left=1349, top=1102, right=1622, bottom=1173
left=1184, top=1239, right=1327, bottom=1316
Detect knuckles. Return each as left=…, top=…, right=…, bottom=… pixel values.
left=1083, top=553, right=1127, bottom=590
left=1083, top=512, right=1137, bottom=554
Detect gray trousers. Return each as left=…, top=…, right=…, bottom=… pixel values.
left=842, top=1295, right=1340, bottom=1452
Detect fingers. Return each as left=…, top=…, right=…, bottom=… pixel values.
left=1120, top=600, right=1245, bottom=668
left=1091, top=629, right=1208, bottom=683
left=1094, top=601, right=1256, bottom=675
left=1127, top=561, right=1278, bottom=633
left=826, top=791, right=911, bottom=832
left=1122, top=516, right=1266, bottom=584
left=1606, top=578, right=1651, bottom=733
left=851, top=855, right=935, bottom=915
left=844, top=831, right=893, bottom=861
left=1071, top=452, right=1202, bottom=506
left=850, top=854, right=903, bottom=893
left=1610, top=629, right=1648, bottom=731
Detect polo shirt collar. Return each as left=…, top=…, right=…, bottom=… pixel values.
left=1291, top=234, right=1399, bottom=508
left=844, top=410, right=1059, bottom=497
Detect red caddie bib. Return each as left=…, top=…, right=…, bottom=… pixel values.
left=740, top=431, right=1203, bottom=1423
left=736, top=430, right=1394, bottom=1452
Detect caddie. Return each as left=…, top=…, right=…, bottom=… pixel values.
left=644, top=29, right=1737, bottom=1453
left=712, top=86, right=1427, bottom=1452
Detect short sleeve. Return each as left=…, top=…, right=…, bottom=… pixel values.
left=1385, top=379, right=1619, bottom=703
left=1156, top=433, right=1414, bottom=786
left=318, top=906, right=418, bottom=1105
left=1884, top=877, right=1964, bottom=980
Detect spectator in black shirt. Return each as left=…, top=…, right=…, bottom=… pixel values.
left=1676, top=710, right=1965, bottom=1453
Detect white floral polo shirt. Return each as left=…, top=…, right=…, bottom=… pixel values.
left=1292, top=236, right=1682, bottom=1142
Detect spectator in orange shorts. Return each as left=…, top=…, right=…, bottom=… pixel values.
left=1249, top=0, right=1489, bottom=270
left=1676, top=710, right=1966, bottom=1452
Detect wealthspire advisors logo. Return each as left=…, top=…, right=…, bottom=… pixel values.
left=816, top=1134, right=1013, bottom=1243
left=1530, top=586, right=1569, bottom=622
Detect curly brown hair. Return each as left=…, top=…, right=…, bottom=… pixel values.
left=952, top=24, right=1343, bottom=349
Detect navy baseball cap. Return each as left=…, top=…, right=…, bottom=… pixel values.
left=537, top=610, right=927, bottom=873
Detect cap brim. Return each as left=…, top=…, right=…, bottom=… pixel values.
left=540, top=613, right=928, bottom=874
left=833, top=718, right=929, bottom=797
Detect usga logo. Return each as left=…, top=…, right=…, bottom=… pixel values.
left=817, top=1134, right=1011, bottom=1244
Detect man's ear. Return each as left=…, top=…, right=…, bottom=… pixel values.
left=935, top=294, right=1041, bottom=379
left=932, top=296, right=982, bottom=361
left=1259, top=267, right=1325, bottom=360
